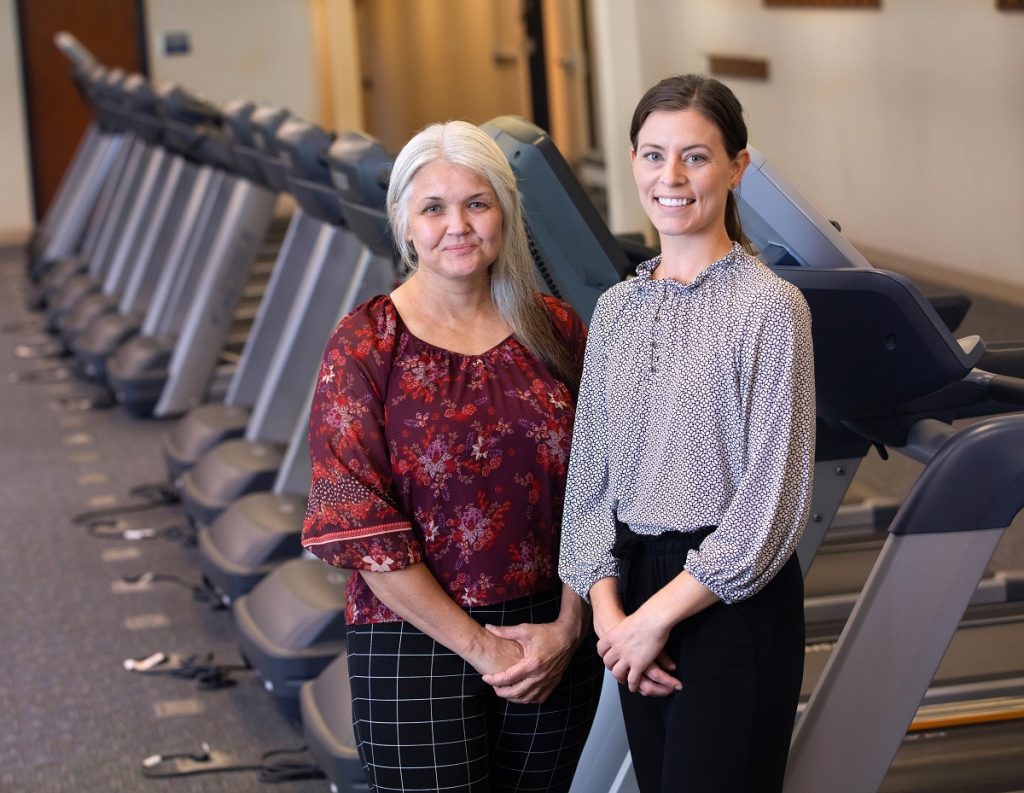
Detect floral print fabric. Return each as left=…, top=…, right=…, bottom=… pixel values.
left=302, top=294, right=587, bottom=624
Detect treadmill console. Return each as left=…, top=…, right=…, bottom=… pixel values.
left=483, top=115, right=632, bottom=324
left=737, top=147, right=871, bottom=270
left=325, top=131, right=394, bottom=257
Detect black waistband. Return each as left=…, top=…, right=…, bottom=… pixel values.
left=611, top=521, right=716, bottom=561
left=611, top=522, right=715, bottom=597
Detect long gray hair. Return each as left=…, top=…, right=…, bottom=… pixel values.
left=386, top=120, right=579, bottom=394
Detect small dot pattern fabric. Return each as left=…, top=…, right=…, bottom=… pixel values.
left=559, top=244, right=816, bottom=604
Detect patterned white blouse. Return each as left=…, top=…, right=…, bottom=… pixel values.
left=559, top=243, right=816, bottom=604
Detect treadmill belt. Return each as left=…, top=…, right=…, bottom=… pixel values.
left=802, top=607, right=1024, bottom=702
left=881, top=718, right=1024, bottom=792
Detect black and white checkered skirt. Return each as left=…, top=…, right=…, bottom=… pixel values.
left=346, top=588, right=603, bottom=793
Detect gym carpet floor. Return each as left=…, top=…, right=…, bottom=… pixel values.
left=0, top=246, right=328, bottom=792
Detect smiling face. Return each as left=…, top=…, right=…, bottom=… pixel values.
left=630, top=108, right=748, bottom=248
left=406, top=160, right=504, bottom=285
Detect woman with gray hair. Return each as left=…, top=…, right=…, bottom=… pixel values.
left=301, top=120, right=602, bottom=792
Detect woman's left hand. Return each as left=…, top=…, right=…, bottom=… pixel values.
left=597, top=608, right=672, bottom=694
left=481, top=621, right=579, bottom=704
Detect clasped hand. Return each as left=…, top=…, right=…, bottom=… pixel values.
left=480, top=621, right=579, bottom=704
left=595, top=604, right=682, bottom=697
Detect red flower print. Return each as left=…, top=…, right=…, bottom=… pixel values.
left=504, top=537, right=554, bottom=588
left=514, top=472, right=541, bottom=506
left=451, top=572, right=496, bottom=606
left=525, top=417, right=571, bottom=473
left=324, top=397, right=369, bottom=446
left=446, top=493, right=510, bottom=569
left=399, top=351, right=450, bottom=403
left=464, top=419, right=513, bottom=477
left=414, top=504, right=447, bottom=556
left=443, top=398, right=479, bottom=422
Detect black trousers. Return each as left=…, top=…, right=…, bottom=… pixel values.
left=614, top=527, right=805, bottom=793
left=346, top=588, right=603, bottom=793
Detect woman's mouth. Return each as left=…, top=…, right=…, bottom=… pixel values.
left=657, top=196, right=694, bottom=207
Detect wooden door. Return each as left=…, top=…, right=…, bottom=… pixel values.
left=16, top=0, right=147, bottom=220
left=541, top=0, right=594, bottom=169
left=354, top=0, right=534, bottom=155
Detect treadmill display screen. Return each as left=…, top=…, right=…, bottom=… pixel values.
left=737, top=147, right=871, bottom=270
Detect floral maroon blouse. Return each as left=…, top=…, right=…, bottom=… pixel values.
left=301, top=294, right=587, bottom=624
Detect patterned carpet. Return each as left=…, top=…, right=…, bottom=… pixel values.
left=0, top=248, right=328, bottom=792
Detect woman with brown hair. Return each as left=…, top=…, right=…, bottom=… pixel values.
left=560, top=74, right=816, bottom=793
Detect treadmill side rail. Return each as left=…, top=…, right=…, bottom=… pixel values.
left=785, top=413, right=1024, bottom=793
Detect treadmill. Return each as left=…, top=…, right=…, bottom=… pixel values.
left=160, top=110, right=337, bottom=487
left=782, top=291, right=1024, bottom=792
left=103, top=101, right=282, bottom=418
left=228, top=130, right=396, bottom=720
left=27, top=34, right=126, bottom=288
left=31, top=66, right=131, bottom=330
left=43, top=72, right=159, bottom=333
left=179, top=127, right=394, bottom=528
left=148, top=100, right=293, bottom=452
left=194, top=126, right=396, bottom=600
left=69, top=84, right=227, bottom=383
left=56, top=77, right=181, bottom=355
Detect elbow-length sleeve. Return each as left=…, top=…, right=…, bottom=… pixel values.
left=301, top=299, right=424, bottom=573
left=684, top=285, right=816, bottom=603
left=559, top=299, right=619, bottom=601
left=541, top=293, right=589, bottom=372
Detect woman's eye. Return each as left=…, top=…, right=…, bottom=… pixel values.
left=643, top=151, right=662, bottom=162
left=421, top=204, right=442, bottom=215
left=468, top=200, right=490, bottom=210
left=686, top=153, right=707, bottom=165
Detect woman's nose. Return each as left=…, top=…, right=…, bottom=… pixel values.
left=447, top=208, right=470, bottom=233
left=661, top=159, right=686, bottom=185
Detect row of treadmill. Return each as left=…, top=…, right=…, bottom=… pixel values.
left=24, top=32, right=1024, bottom=793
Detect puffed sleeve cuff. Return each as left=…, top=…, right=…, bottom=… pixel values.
left=559, top=557, right=620, bottom=603
left=683, top=554, right=741, bottom=605
left=302, top=524, right=424, bottom=573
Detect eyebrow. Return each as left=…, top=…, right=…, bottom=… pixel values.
left=417, top=191, right=493, bottom=203
left=637, top=142, right=711, bottom=153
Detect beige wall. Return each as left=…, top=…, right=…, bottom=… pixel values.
left=0, top=0, right=34, bottom=240
left=597, top=0, right=1024, bottom=296
left=588, top=1, right=648, bottom=240
left=145, top=0, right=321, bottom=121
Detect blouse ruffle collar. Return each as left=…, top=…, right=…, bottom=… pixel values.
left=635, top=242, right=744, bottom=291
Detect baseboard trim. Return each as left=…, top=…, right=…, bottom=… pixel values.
left=0, top=229, right=30, bottom=255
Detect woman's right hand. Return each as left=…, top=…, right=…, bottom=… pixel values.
left=591, top=596, right=627, bottom=642
left=591, top=578, right=681, bottom=698
left=466, top=627, right=524, bottom=677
